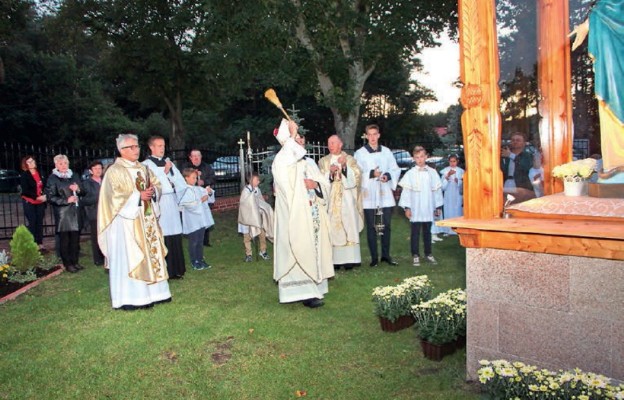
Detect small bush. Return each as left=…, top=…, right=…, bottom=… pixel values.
left=37, top=255, right=61, bottom=271
left=10, top=225, right=42, bottom=272
left=8, top=269, right=37, bottom=284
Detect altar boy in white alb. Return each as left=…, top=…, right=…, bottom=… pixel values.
left=354, top=124, right=401, bottom=267
left=438, top=155, right=464, bottom=235
left=272, top=119, right=333, bottom=308
left=178, top=168, right=215, bottom=270
left=398, top=146, right=444, bottom=267
left=143, top=136, right=188, bottom=279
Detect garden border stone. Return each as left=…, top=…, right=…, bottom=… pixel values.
left=0, top=268, right=63, bottom=304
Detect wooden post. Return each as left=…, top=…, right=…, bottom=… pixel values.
left=537, top=0, right=573, bottom=195
left=458, top=0, right=502, bottom=218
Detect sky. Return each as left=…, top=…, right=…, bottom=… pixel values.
left=412, top=33, right=461, bottom=115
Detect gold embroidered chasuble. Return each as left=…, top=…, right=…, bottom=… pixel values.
left=318, top=152, right=364, bottom=246
left=97, top=157, right=169, bottom=284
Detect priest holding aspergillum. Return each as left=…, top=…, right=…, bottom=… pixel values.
left=272, top=119, right=334, bottom=309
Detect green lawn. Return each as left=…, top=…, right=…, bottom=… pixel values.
left=0, top=210, right=482, bottom=400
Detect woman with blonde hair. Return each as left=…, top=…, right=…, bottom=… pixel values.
left=45, top=154, right=84, bottom=273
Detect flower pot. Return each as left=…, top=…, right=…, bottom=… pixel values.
left=454, top=335, right=466, bottom=349
left=420, top=339, right=456, bottom=361
left=563, top=178, right=587, bottom=196
left=378, top=315, right=415, bottom=332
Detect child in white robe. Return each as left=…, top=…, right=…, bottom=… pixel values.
left=398, top=146, right=444, bottom=267
left=178, top=168, right=215, bottom=270
left=238, top=171, right=273, bottom=262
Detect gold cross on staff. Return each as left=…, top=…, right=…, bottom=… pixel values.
left=237, top=138, right=245, bottom=149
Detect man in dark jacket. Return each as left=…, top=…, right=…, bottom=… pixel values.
left=501, top=132, right=536, bottom=204
left=181, top=149, right=216, bottom=246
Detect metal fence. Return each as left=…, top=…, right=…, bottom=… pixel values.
left=0, top=139, right=395, bottom=240
left=0, top=137, right=595, bottom=240
left=0, top=141, right=250, bottom=240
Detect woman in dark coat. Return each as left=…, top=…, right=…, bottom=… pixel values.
left=19, top=155, right=47, bottom=248
left=45, top=154, right=85, bottom=273
left=81, top=160, right=104, bottom=266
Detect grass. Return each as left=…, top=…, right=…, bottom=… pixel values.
left=0, top=209, right=481, bottom=400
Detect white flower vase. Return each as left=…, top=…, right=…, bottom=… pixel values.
left=563, top=176, right=587, bottom=196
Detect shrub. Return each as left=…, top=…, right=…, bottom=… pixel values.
left=37, top=255, right=61, bottom=271
left=9, top=225, right=42, bottom=272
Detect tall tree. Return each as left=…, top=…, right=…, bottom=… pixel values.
left=281, top=0, right=457, bottom=148
left=0, top=0, right=33, bottom=84
left=85, top=0, right=220, bottom=149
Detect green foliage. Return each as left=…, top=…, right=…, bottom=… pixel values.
left=412, top=289, right=466, bottom=345
left=0, top=43, right=136, bottom=147
left=9, top=225, right=42, bottom=272
left=7, top=269, right=37, bottom=284
left=37, top=254, right=61, bottom=271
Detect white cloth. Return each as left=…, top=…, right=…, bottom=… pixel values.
left=177, top=184, right=215, bottom=235
left=272, top=138, right=334, bottom=303
left=142, top=158, right=185, bottom=236
left=528, top=167, right=544, bottom=198
left=237, top=185, right=274, bottom=241
left=105, top=191, right=171, bottom=308
left=398, top=166, right=443, bottom=222
left=354, top=145, right=400, bottom=209
left=439, top=166, right=464, bottom=234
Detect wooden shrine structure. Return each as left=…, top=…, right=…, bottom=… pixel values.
left=440, top=0, right=624, bottom=381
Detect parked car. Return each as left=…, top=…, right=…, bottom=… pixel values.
left=426, top=156, right=450, bottom=173
left=392, top=149, right=415, bottom=176
left=0, top=169, right=21, bottom=193
left=211, top=156, right=240, bottom=181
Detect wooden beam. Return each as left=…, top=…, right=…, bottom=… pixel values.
left=439, top=216, right=624, bottom=260
left=537, top=0, right=574, bottom=195
left=458, top=0, right=503, bottom=219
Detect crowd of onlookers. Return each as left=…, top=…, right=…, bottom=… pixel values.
left=18, top=144, right=219, bottom=277
left=15, top=128, right=472, bottom=279
left=20, top=130, right=557, bottom=278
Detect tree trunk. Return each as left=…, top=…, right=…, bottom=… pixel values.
left=292, top=2, right=374, bottom=150
left=332, top=108, right=361, bottom=150
left=163, top=91, right=185, bottom=150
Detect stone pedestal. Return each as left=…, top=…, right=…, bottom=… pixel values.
left=466, top=248, right=624, bottom=381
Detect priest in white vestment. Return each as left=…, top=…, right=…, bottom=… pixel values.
left=272, top=119, right=333, bottom=308
left=318, top=135, right=363, bottom=269
left=98, top=134, right=171, bottom=310
left=438, top=155, right=464, bottom=235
